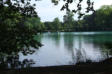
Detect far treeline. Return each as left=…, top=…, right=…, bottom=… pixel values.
left=32, top=5, right=112, bottom=32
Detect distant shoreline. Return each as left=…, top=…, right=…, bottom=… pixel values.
left=42, top=31, right=112, bottom=32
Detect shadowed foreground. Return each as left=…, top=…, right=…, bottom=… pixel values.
left=1, top=58, right=112, bottom=74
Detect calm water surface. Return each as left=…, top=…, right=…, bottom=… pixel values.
left=19, top=32, right=112, bottom=67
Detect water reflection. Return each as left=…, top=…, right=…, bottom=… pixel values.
left=20, top=32, right=112, bottom=67
left=63, top=33, right=76, bottom=64
left=46, top=33, right=61, bottom=47
left=63, top=33, right=106, bottom=63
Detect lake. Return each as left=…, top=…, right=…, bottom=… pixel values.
left=19, top=32, right=112, bottom=67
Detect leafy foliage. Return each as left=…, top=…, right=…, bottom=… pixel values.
left=25, top=17, right=45, bottom=32
left=44, top=5, right=112, bottom=32
left=52, top=0, right=95, bottom=18
left=52, top=18, right=62, bottom=31
left=0, top=0, right=42, bottom=68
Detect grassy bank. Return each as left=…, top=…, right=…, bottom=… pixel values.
left=1, top=58, right=112, bottom=74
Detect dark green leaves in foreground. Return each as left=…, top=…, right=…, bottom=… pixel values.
left=0, top=0, right=42, bottom=68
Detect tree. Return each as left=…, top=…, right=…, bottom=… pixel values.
left=52, top=18, right=62, bottom=31
left=82, top=5, right=112, bottom=31
left=0, top=0, right=42, bottom=68
left=63, top=11, right=74, bottom=31
left=44, top=22, right=55, bottom=31
left=95, top=5, right=112, bottom=29
left=25, top=17, right=45, bottom=32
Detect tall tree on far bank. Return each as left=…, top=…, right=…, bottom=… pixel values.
left=52, top=18, right=62, bottom=31
left=63, top=11, right=74, bottom=31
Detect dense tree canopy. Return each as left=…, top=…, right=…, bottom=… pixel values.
left=52, top=18, right=62, bottom=31
left=83, top=5, right=112, bottom=31
left=25, top=17, right=45, bottom=32
left=0, top=0, right=42, bottom=68
left=44, top=5, right=112, bottom=32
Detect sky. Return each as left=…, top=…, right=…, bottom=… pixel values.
left=33, top=0, right=112, bottom=22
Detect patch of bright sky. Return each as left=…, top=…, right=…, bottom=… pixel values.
left=33, top=0, right=112, bottom=22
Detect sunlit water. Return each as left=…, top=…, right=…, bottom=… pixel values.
left=19, top=32, right=112, bottom=67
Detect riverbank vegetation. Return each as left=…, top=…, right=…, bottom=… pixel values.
left=1, top=57, right=112, bottom=74
left=0, top=0, right=43, bottom=68
left=43, top=5, right=112, bottom=32
left=0, top=0, right=112, bottom=70
left=17, top=5, right=112, bottom=32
